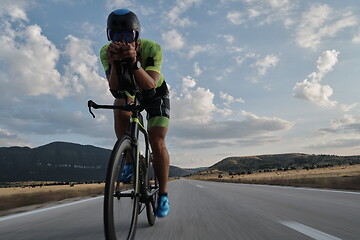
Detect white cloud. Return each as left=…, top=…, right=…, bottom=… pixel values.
left=0, top=22, right=67, bottom=99
left=207, top=10, right=217, bottom=16
left=243, top=0, right=296, bottom=27
left=63, top=35, right=111, bottom=102
left=215, top=68, right=233, bottom=81
left=182, top=75, right=197, bottom=88
left=340, top=103, right=358, bottom=112
left=0, top=0, right=30, bottom=22
left=306, top=138, right=360, bottom=150
left=234, top=51, right=257, bottom=66
left=227, top=11, right=244, bottom=25
left=248, top=8, right=261, bottom=18
left=162, top=29, right=185, bottom=50
left=1, top=105, right=113, bottom=140
left=80, top=21, right=98, bottom=37
left=229, top=46, right=244, bottom=53
left=301, top=50, right=339, bottom=79
left=293, top=80, right=337, bottom=108
left=166, top=0, right=201, bottom=27
left=218, top=34, right=235, bottom=44
left=220, top=91, right=244, bottom=107
left=293, top=50, right=340, bottom=108
left=171, top=76, right=216, bottom=124
left=105, top=0, right=155, bottom=16
left=0, top=127, right=28, bottom=147
left=137, top=6, right=156, bottom=16
left=253, top=54, right=279, bottom=76
left=318, top=114, right=360, bottom=135
left=295, top=4, right=357, bottom=50
left=352, top=31, right=360, bottom=43
left=330, top=114, right=357, bottom=129
left=0, top=128, right=17, bottom=139
left=216, top=108, right=233, bottom=117
left=169, top=75, right=293, bottom=142
left=0, top=3, right=113, bottom=147
left=193, top=62, right=202, bottom=76
left=0, top=4, right=109, bottom=102
left=171, top=109, right=293, bottom=140
left=106, top=0, right=134, bottom=10
left=233, top=51, right=279, bottom=81
left=188, top=44, right=213, bottom=59
left=308, top=49, right=339, bottom=82
left=240, top=110, right=293, bottom=133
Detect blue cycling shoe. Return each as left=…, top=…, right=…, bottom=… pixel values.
left=120, top=163, right=133, bottom=183
left=156, top=194, right=170, bottom=217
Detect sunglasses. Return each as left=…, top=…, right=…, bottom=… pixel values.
left=108, top=30, right=137, bottom=43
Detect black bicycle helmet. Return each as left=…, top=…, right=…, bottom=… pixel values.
left=107, top=9, right=140, bottom=41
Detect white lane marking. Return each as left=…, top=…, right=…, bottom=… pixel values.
left=239, top=183, right=360, bottom=195
left=196, top=184, right=204, bottom=188
left=280, top=221, right=342, bottom=240
left=0, top=196, right=103, bottom=222
left=189, top=180, right=360, bottom=195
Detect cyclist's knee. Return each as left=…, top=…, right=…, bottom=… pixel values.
left=149, top=135, right=166, bottom=154
left=113, top=99, right=131, bottom=119
left=113, top=99, right=131, bottom=138
left=114, top=110, right=131, bottom=119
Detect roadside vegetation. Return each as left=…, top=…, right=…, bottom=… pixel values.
left=188, top=164, right=360, bottom=191
left=0, top=182, right=104, bottom=213
left=1, top=153, right=360, bottom=214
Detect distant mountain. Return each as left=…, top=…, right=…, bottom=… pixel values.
left=5, top=142, right=356, bottom=183
left=184, top=167, right=208, bottom=175
left=0, top=142, right=196, bottom=182
left=209, top=153, right=360, bottom=173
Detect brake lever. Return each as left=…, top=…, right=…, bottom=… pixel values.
left=88, top=100, right=96, bottom=118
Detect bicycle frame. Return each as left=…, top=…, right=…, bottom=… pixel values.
left=88, top=97, right=157, bottom=201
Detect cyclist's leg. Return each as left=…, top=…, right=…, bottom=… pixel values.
left=145, top=89, right=170, bottom=193
left=113, top=98, right=132, bottom=139
left=148, top=125, right=170, bottom=217
left=148, top=126, right=170, bottom=194
left=114, top=98, right=133, bottom=182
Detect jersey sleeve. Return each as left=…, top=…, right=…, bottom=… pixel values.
left=100, top=43, right=110, bottom=75
left=144, top=42, right=163, bottom=74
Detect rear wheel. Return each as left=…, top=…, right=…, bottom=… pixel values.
left=104, top=136, right=139, bottom=240
left=145, top=153, right=159, bottom=226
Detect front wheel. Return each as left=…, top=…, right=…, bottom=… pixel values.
left=104, top=136, right=139, bottom=240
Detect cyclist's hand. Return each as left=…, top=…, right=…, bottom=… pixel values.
left=117, top=42, right=137, bottom=64
left=106, top=43, right=122, bottom=65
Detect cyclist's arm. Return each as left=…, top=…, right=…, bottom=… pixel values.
left=134, top=69, right=159, bottom=90
left=107, top=64, right=120, bottom=91
left=106, top=61, right=159, bottom=91
left=133, top=40, right=162, bottom=90
left=102, top=43, right=122, bottom=90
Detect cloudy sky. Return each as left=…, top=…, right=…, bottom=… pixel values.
left=1, top=0, right=360, bottom=168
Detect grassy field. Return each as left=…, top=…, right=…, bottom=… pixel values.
left=1, top=164, right=359, bottom=214
left=0, top=183, right=104, bottom=213
left=188, top=164, right=360, bottom=191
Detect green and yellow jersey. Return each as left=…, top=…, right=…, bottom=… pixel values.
left=100, top=39, right=165, bottom=88
left=99, top=39, right=170, bottom=130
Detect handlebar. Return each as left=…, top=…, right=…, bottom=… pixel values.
left=88, top=100, right=158, bottom=118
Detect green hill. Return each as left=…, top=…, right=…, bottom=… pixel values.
left=0, top=142, right=196, bottom=182
left=209, top=153, right=360, bottom=173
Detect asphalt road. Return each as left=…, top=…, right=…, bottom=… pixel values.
left=0, top=179, right=359, bottom=240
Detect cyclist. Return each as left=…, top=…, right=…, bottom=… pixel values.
left=100, top=9, right=170, bottom=217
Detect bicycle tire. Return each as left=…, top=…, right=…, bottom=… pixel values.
left=145, top=153, right=159, bottom=226
left=104, top=136, right=139, bottom=240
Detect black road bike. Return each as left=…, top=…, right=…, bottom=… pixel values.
left=88, top=92, right=159, bottom=240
